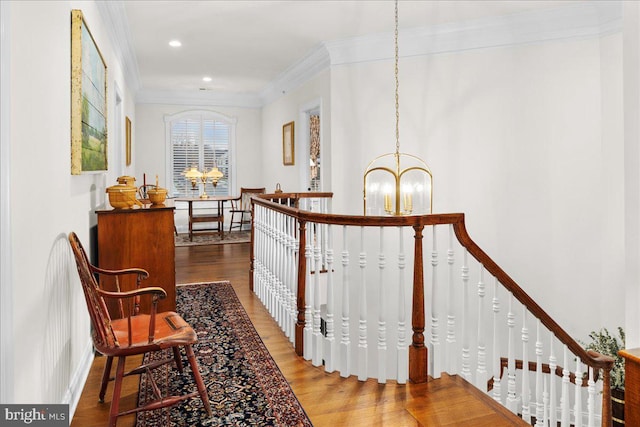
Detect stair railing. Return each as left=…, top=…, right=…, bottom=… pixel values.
left=251, top=193, right=615, bottom=427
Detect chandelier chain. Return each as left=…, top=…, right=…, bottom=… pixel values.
left=395, top=0, right=400, bottom=156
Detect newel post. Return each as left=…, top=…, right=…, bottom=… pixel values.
left=409, top=224, right=428, bottom=383
left=295, top=219, right=307, bottom=356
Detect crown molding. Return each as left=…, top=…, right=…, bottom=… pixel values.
left=325, top=1, right=622, bottom=66
left=108, top=1, right=621, bottom=108
left=136, top=89, right=263, bottom=109
left=260, top=44, right=331, bottom=105
left=96, top=0, right=141, bottom=93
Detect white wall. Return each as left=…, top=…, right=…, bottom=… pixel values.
left=329, top=34, right=624, bottom=340
left=261, top=69, right=331, bottom=193
left=135, top=103, right=263, bottom=193
left=135, top=103, right=262, bottom=231
left=7, top=0, right=135, bottom=408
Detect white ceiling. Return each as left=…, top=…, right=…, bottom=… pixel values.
left=120, top=0, right=585, bottom=97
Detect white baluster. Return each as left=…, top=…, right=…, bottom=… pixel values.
left=521, top=307, right=531, bottom=423
left=397, top=227, right=408, bottom=384
left=358, top=226, right=368, bottom=381
left=275, top=212, right=283, bottom=328
left=268, top=209, right=275, bottom=313
left=561, top=345, right=571, bottom=426
left=544, top=377, right=550, bottom=425
left=506, top=292, right=517, bottom=413
left=549, top=336, right=558, bottom=427
left=535, top=320, right=544, bottom=427
left=446, top=224, right=457, bottom=376
left=461, top=249, right=471, bottom=381
left=340, top=226, right=351, bottom=378
left=288, top=215, right=298, bottom=343
left=312, top=223, right=323, bottom=366
left=303, top=224, right=313, bottom=360
left=378, top=227, right=387, bottom=383
left=279, top=212, right=287, bottom=331
left=491, top=278, right=501, bottom=403
left=431, top=226, right=441, bottom=378
left=475, top=265, right=487, bottom=389
left=574, top=359, right=583, bottom=427
left=253, top=206, right=261, bottom=299
left=286, top=216, right=296, bottom=341
left=324, top=224, right=336, bottom=373
left=587, top=366, right=596, bottom=427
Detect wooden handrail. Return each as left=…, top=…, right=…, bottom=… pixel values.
left=251, top=194, right=615, bottom=426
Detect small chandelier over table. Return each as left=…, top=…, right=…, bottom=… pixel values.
left=363, top=0, right=433, bottom=216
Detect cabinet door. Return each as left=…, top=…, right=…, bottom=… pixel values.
left=97, top=209, right=176, bottom=317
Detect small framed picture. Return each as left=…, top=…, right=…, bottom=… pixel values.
left=282, top=121, right=295, bottom=166
left=125, top=116, right=132, bottom=166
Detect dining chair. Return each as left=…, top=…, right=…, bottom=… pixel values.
left=68, top=232, right=211, bottom=427
left=228, top=187, right=266, bottom=232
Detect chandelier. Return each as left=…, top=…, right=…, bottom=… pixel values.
left=363, top=0, right=433, bottom=216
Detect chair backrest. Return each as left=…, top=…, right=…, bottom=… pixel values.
left=239, top=187, right=266, bottom=210
left=69, top=232, right=119, bottom=350
left=138, top=184, right=157, bottom=199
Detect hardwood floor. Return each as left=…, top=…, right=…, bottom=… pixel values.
left=71, top=242, right=526, bottom=426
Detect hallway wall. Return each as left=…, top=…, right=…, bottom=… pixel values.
left=6, top=0, right=136, bottom=408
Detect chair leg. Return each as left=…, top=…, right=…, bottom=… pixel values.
left=228, top=211, right=235, bottom=232
left=185, top=345, right=212, bottom=416
left=99, top=356, right=114, bottom=403
left=172, top=347, right=184, bottom=372
left=109, top=356, right=127, bottom=427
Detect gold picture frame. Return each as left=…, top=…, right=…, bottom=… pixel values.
left=283, top=121, right=295, bottom=166
left=71, top=9, right=108, bottom=175
left=125, top=116, right=132, bottom=166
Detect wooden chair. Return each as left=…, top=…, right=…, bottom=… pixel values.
left=68, top=232, right=211, bottom=427
left=228, top=187, right=265, bottom=232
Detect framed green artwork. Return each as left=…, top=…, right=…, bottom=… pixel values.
left=71, top=9, right=108, bottom=174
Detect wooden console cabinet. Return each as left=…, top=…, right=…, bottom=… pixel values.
left=96, top=201, right=176, bottom=317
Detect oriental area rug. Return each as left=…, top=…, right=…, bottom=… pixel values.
left=136, top=282, right=312, bottom=427
left=174, top=231, right=251, bottom=247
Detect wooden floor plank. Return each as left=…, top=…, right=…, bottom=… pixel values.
left=71, top=242, right=527, bottom=426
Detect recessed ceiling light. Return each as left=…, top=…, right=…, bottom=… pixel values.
left=169, top=40, right=182, bottom=48
left=202, top=76, right=212, bottom=82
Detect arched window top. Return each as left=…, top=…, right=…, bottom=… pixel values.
left=164, top=109, right=238, bottom=125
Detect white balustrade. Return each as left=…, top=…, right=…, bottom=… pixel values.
left=251, top=196, right=613, bottom=427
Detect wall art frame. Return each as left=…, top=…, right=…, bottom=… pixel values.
left=71, top=9, right=108, bottom=175
left=125, top=116, right=131, bottom=166
left=282, top=121, right=294, bottom=166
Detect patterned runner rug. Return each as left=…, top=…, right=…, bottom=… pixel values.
left=174, top=231, right=250, bottom=247
left=136, top=282, right=312, bottom=427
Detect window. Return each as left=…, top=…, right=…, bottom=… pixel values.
left=165, top=111, right=236, bottom=198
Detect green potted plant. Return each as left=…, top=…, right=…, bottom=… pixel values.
left=583, top=327, right=625, bottom=427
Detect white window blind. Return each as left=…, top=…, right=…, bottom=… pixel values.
left=169, top=113, right=231, bottom=197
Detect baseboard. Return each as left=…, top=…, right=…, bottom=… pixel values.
left=65, top=340, right=95, bottom=420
